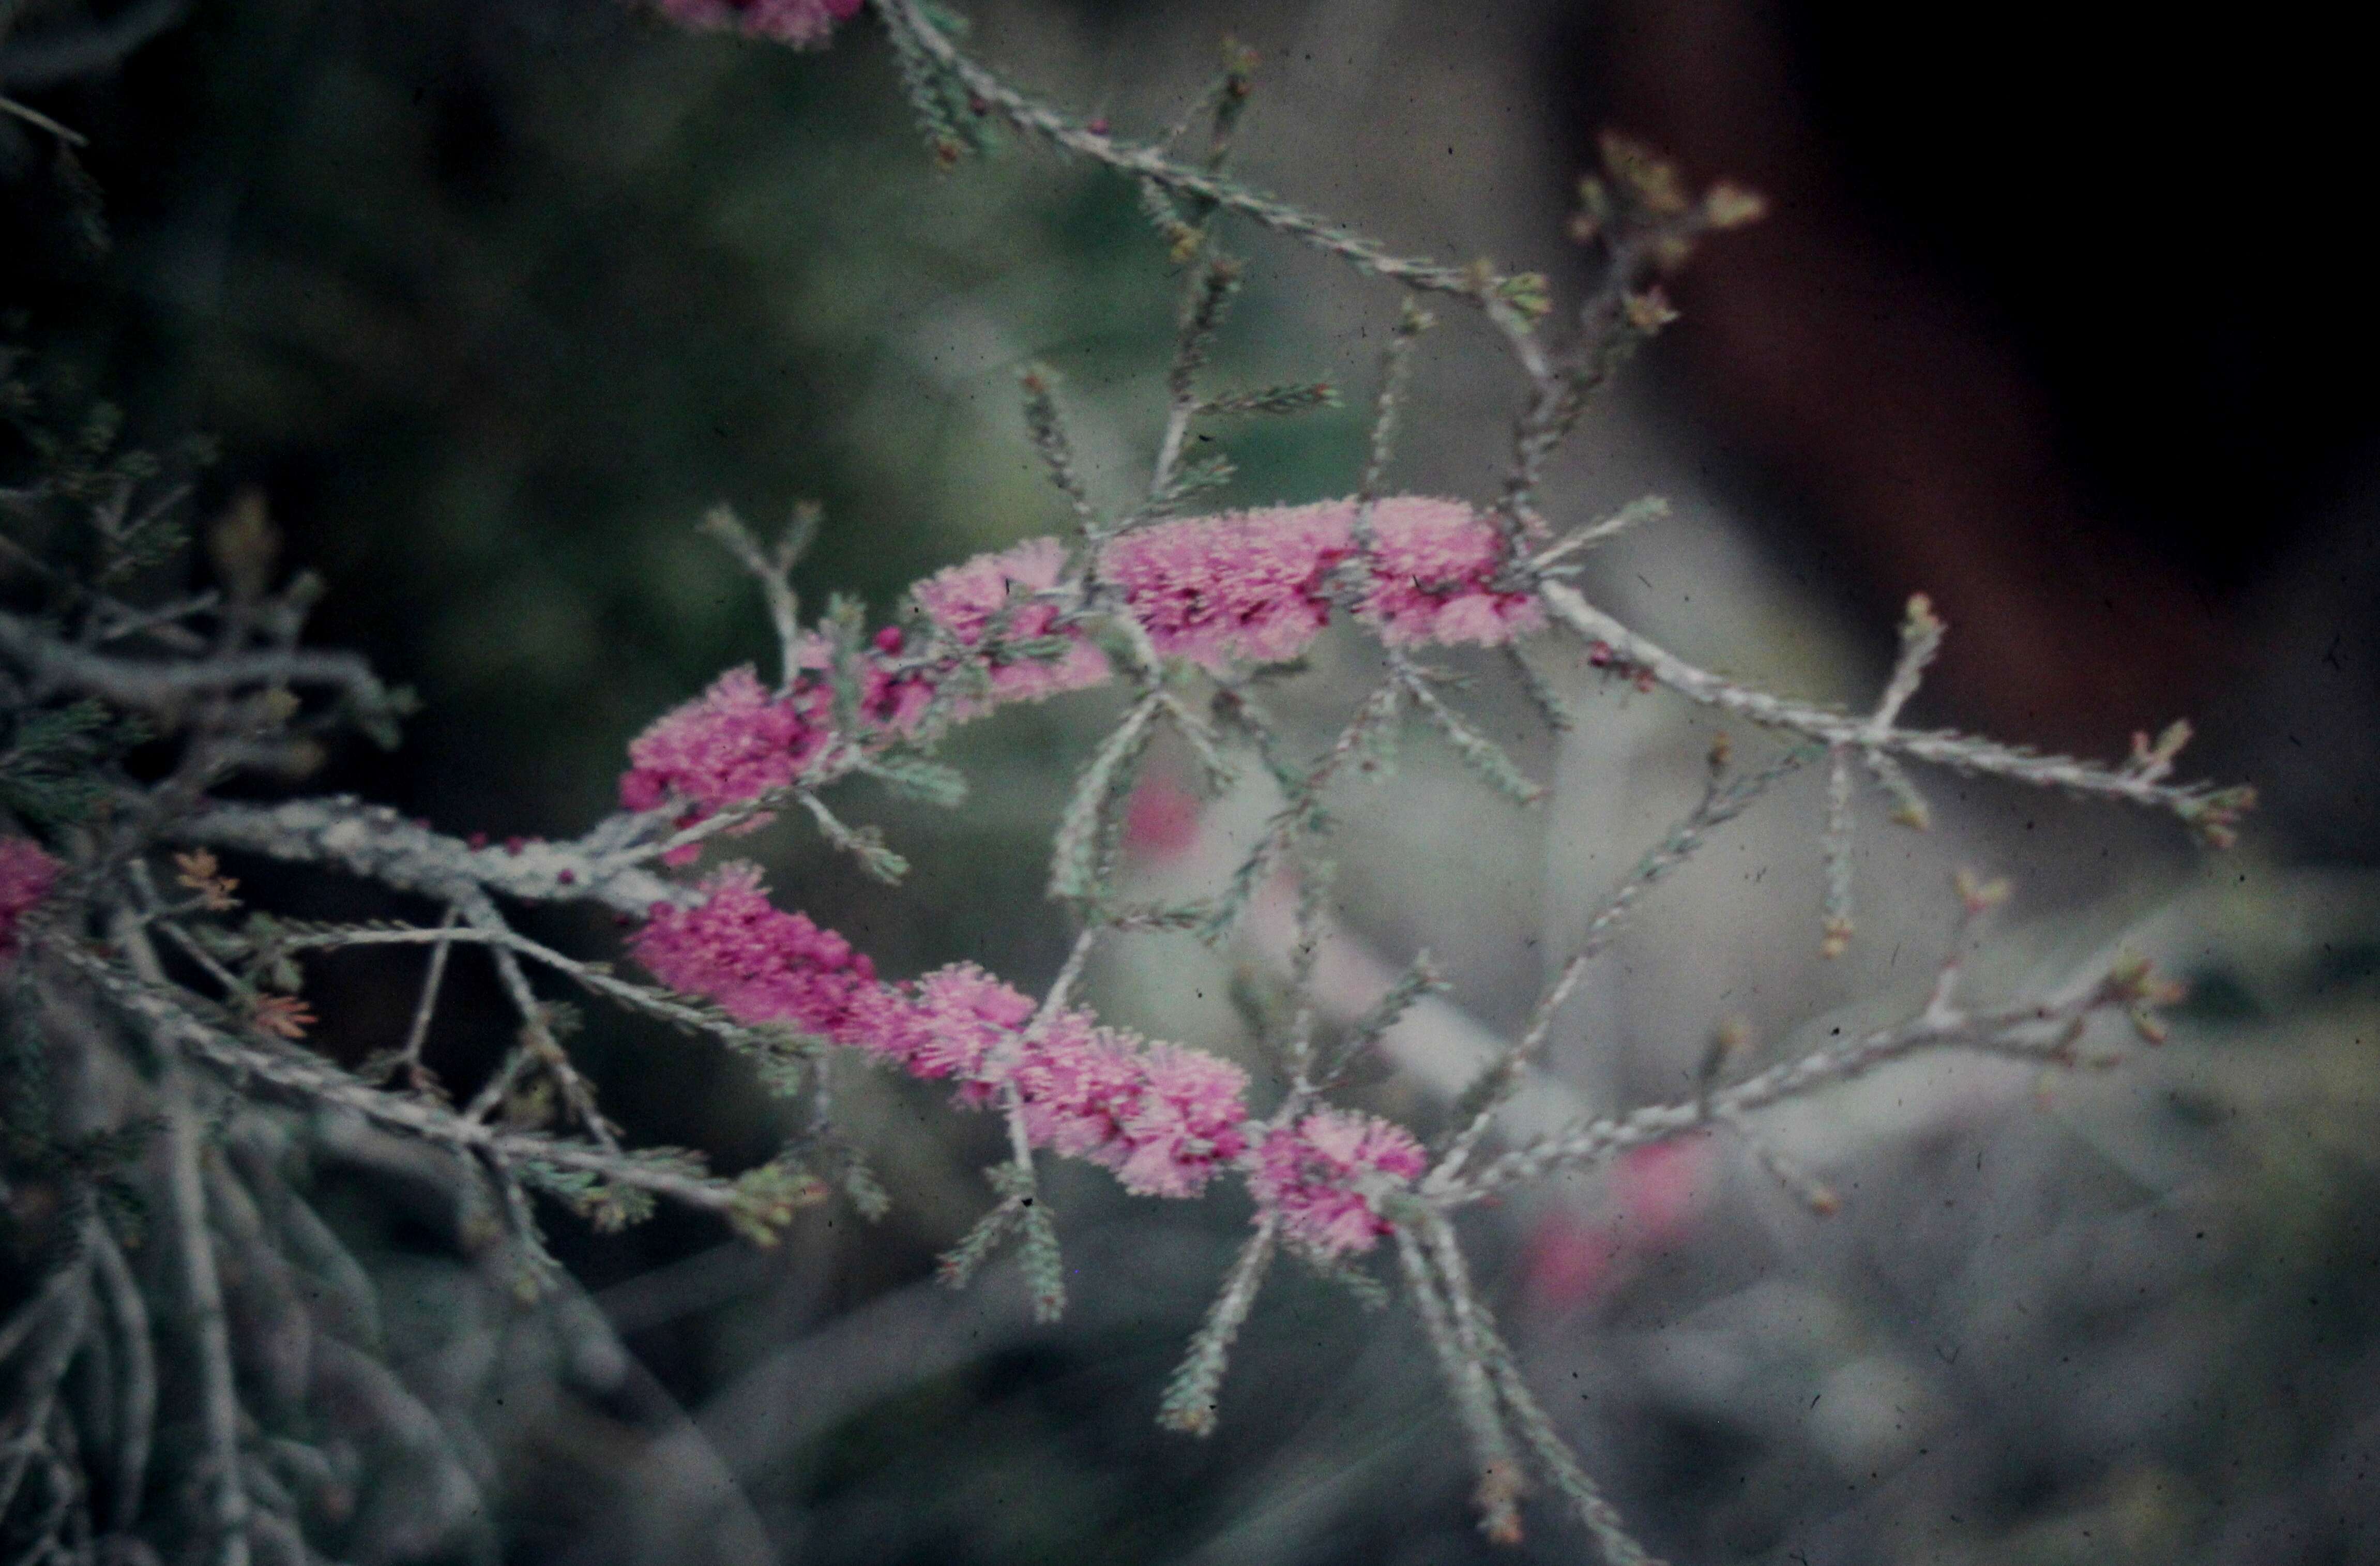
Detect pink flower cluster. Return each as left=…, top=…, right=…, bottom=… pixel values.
left=910, top=535, right=1112, bottom=708
left=653, top=0, right=861, bottom=48
left=631, top=863, right=888, bottom=1036
left=1249, top=1109, right=1428, bottom=1258
left=620, top=499, right=1539, bottom=844
left=619, top=641, right=939, bottom=856
left=630, top=867, right=1428, bottom=1230
left=620, top=667, right=827, bottom=856
left=631, top=865, right=1255, bottom=1200
left=1102, top=496, right=1543, bottom=667
left=0, top=837, right=61, bottom=960
left=614, top=500, right=1512, bottom=1233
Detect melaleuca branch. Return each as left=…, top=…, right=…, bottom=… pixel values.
left=870, top=0, right=1492, bottom=298
left=57, top=943, right=765, bottom=1222
left=0, top=609, right=398, bottom=724
left=0, top=5, right=2254, bottom=1563
left=1445, top=881, right=2168, bottom=1204
left=1534, top=579, right=2251, bottom=843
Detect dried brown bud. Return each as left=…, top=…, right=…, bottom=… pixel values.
left=1902, top=591, right=1944, bottom=641
left=1622, top=287, right=1680, bottom=335
left=1953, top=869, right=2012, bottom=914
left=1702, top=181, right=1768, bottom=230
left=173, top=848, right=240, bottom=911
left=1599, top=131, right=1689, bottom=215
left=249, top=992, right=316, bottom=1040
left=209, top=487, right=279, bottom=602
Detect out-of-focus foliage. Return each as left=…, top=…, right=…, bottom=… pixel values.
left=7, top=0, right=1360, bottom=835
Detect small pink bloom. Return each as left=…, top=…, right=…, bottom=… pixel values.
left=858, top=661, right=936, bottom=734
left=1249, top=1109, right=1426, bottom=1257
left=1357, top=498, right=1543, bottom=650
left=653, top=0, right=861, bottom=49
left=1102, top=501, right=1347, bottom=670
left=1109, top=1042, right=1250, bottom=1197
left=1100, top=496, right=1536, bottom=671
left=0, top=838, right=62, bottom=960
left=1613, top=1137, right=1711, bottom=1248
left=1123, top=774, right=1203, bottom=863
left=1012, top=1013, right=1143, bottom=1160
left=1518, top=1210, right=1620, bottom=1315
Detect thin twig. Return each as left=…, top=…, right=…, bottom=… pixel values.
left=392, top=905, right=461, bottom=1089
left=871, top=0, right=1489, bottom=299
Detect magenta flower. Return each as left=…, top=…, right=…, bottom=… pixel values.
left=1107, top=1042, right=1251, bottom=1198
left=911, top=537, right=1111, bottom=707
left=652, top=0, right=862, bottom=49
left=1356, top=497, right=1544, bottom=649
left=1102, top=501, right=1348, bottom=669
left=1100, top=496, right=1540, bottom=671
left=619, top=667, right=826, bottom=858
left=617, top=497, right=1542, bottom=847
left=629, top=864, right=880, bottom=1043
left=629, top=870, right=1259, bottom=1203
left=783, top=630, right=939, bottom=736
left=0, top=838, right=62, bottom=960
left=904, top=962, right=1037, bottom=1086
left=1011, top=1011, right=1145, bottom=1160
left=1249, top=1109, right=1427, bottom=1257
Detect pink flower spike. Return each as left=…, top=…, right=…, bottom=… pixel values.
left=1109, top=1042, right=1251, bottom=1198
left=911, top=537, right=1110, bottom=709
left=1249, top=1109, right=1426, bottom=1258
left=1012, top=1014, right=1144, bottom=1161
left=652, top=0, right=861, bottom=49
left=628, top=864, right=880, bottom=1043
left=619, top=664, right=825, bottom=827
left=1357, top=496, right=1543, bottom=650
left=905, top=963, right=1038, bottom=1085
left=1099, top=495, right=1537, bottom=671
left=1102, top=500, right=1348, bottom=671
left=0, top=838, right=62, bottom=960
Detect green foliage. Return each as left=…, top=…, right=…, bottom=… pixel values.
left=0, top=995, right=156, bottom=1264
left=0, top=343, right=214, bottom=595
left=855, top=750, right=969, bottom=809
left=729, top=1159, right=832, bottom=1244
left=0, top=699, right=140, bottom=827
